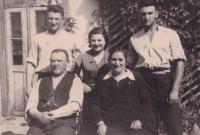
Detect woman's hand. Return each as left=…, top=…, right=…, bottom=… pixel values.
left=83, top=83, right=92, bottom=93
left=130, top=120, right=142, bottom=130
left=97, top=121, right=107, bottom=135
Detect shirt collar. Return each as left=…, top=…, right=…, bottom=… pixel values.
left=51, top=72, right=67, bottom=80
left=142, top=24, right=160, bottom=35
left=46, top=29, right=63, bottom=36
left=103, top=69, right=135, bottom=80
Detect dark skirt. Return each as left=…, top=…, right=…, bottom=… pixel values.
left=80, top=120, right=146, bottom=135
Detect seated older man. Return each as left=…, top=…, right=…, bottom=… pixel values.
left=25, top=49, right=83, bottom=135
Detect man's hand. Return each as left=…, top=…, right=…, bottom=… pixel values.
left=97, top=121, right=107, bottom=135
left=35, top=111, right=55, bottom=125
left=130, top=120, right=142, bottom=130
left=83, top=83, right=92, bottom=93
left=168, top=90, right=179, bottom=104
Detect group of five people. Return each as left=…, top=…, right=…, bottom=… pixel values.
left=25, top=1, right=186, bottom=135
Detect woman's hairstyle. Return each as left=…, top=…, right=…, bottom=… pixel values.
left=51, top=49, right=69, bottom=60
left=47, top=5, right=64, bottom=17
left=108, top=47, right=127, bottom=62
left=88, top=27, right=109, bottom=49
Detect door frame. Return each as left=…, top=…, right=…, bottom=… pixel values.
left=4, top=7, right=28, bottom=116
left=1, top=6, right=48, bottom=116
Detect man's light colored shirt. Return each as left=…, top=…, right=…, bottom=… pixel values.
left=27, top=29, right=82, bottom=72
left=128, top=25, right=186, bottom=70
left=25, top=72, right=83, bottom=119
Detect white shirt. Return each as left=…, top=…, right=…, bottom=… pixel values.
left=128, top=25, right=186, bottom=69
left=27, top=30, right=82, bottom=72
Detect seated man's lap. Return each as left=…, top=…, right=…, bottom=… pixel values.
left=27, top=125, right=75, bottom=135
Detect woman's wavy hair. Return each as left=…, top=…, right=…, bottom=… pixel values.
left=88, top=27, right=109, bottom=49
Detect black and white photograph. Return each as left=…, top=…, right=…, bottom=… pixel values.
left=0, top=0, right=199, bottom=135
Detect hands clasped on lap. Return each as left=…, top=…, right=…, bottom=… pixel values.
left=97, top=120, right=142, bottom=135
left=36, top=111, right=55, bottom=125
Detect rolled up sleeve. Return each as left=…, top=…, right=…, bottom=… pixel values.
left=25, top=79, right=41, bottom=120
left=26, top=37, right=38, bottom=67
left=170, top=31, right=187, bottom=61
left=68, top=77, right=84, bottom=110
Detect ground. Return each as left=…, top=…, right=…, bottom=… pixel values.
left=0, top=116, right=29, bottom=135
left=0, top=116, right=189, bottom=135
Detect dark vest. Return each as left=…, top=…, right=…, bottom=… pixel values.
left=36, top=73, right=76, bottom=129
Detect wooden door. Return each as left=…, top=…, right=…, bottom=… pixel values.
left=4, top=7, right=47, bottom=116
left=5, top=8, right=28, bottom=116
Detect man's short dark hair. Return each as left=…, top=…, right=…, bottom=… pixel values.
left=51, top=49, right=69, bottom=60
left=47, top=5, right=64, bottom=17
left=139, top=0, right=157, bottom=10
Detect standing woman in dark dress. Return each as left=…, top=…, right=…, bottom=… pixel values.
left=92, top=48, right=152, bottom=135
left=72, top=27, right=109, bottom=123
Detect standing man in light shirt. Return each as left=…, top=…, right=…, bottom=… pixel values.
left=127, top=1, right=186, bottom=135
left=25, top=49, right=83, bottom=135
left=26, top=5, right=82, bottom=96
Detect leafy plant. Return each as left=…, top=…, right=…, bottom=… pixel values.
left=94, top=0, right=200, bottom=134
left=63, top=17, right=78, bottom=34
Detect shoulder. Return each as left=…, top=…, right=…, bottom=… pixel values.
left=131, top=29, right=144, bottom=39
left=97, top=63, right=111, bottom=80
left=33, top=31, right=49, bottom=40
left=77, top=50, right=91, bottom=59
left=129, top=70, right=143, bottom=80
left=61, top=30, right=77, bottom=37
left=159, top=25, right=178, bottom=35
left=65, top=72, right=76, bottom=78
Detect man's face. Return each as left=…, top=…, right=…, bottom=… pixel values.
left=140, top=6, right=158, bottom=27
left=50, top=52, right=68, bottom=76
left=47, top=12, right=63, bottom=33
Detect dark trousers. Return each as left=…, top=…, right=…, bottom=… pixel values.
left=27, top=125, right=75, bottom=135
left=140, top=72, right=182, bottom=135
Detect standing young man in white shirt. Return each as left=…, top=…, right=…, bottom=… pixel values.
left=26, top=5, right=82, bottom=96
left=127, top=1, right=186, bottom=135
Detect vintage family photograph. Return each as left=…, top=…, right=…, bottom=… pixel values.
left=0, top=0, right=199, bottom=135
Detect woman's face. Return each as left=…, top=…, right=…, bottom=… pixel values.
left=90, top=34, right=106, bottom=52
left=110, top=52, right=126, bottom=74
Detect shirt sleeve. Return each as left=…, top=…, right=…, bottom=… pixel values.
left=25, top=79, right=41, bottom=120
left=68, top=76, right=84, bottom=110
left=127, top=39, right=138, bottom=70
left=26, top=36, right=38, bottom=67
left=169, top=31, right=187, bottom=61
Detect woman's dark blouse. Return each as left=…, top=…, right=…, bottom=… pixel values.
left=92, top=70, right=152, bottom=125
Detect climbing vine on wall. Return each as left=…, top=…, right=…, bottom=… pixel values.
left=94, top=0, right=200, bottom=134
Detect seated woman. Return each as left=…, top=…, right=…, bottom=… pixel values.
left=92, top=48, right=152, bottom=135
left=72, top=27, right=110, bottom=121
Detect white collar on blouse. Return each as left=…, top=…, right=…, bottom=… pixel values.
left=103, top=69, right=135, bottom=81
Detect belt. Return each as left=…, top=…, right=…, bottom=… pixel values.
left=137, top=67, right=170, bottom=74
